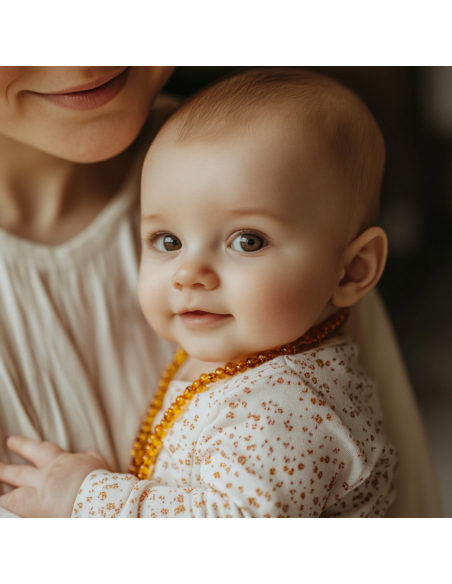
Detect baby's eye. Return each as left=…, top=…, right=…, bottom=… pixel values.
left=230, top=232, right=266, bottom=253
left=153, top=234, right=182, bottom=252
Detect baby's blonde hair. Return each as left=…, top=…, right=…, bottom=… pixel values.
left=166, top=68, right=386, bottom=236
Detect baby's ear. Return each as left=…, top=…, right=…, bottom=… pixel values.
left=331, top=227, right=388, bottom=308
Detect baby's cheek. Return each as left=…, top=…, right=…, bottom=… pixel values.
left=138, top=268, right=164, bottom=328
left=233, top=270, right=314, bottom=343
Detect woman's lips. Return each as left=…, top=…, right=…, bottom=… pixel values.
left=33, top=67, right=130, bottom=111
left=178, top=311, right=232, bottom=327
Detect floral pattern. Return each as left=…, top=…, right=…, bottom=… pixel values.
left=72, top=337, right=397, bottom=518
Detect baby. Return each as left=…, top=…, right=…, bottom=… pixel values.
left=0, top=69, right=397, bottom=518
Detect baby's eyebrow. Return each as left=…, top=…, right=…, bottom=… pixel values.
left=141, top=214, right=162, bottom=222
left=227, top=208, right=286, bottom=222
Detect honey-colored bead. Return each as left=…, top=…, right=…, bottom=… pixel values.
left=150, top=435, right=162, bottom=447
left=170, top=402, right=181, bottom=415
left=280, top=344, right=294, bottom=355
left=138, top=464, right=150, bottom=477
left=246, top=356, right=259, bottom=368
left=145, top=445, right=159, bottom=457
left=154, top=424, right=165, bottom=437
left=235, top=361, right=248, bottom=374
left=176, top=395, right=186, bottom=407
left=257, top=353, right=269, bottom=363
left=162, top=419, right=172, bottom=429
left=215, top=367, right=226, bottom=379
left=268, top=350, right=280, bottom=361
left=199, top=373, right=211, bottom=385
left=183, top=386, right=195, bottom=400
left=224, top=362, right=236, bottom=376
left=164, top=410, right=175, bottom=422
left=192, top=379, right=201, bottom=390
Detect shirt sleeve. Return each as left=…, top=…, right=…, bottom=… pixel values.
left=72, top=356, right=393, bottom=518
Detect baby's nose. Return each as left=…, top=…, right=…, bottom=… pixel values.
left=171, top=261, right=220, bottom=291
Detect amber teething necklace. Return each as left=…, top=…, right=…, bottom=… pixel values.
left=129, top=308, right=349, bottom=480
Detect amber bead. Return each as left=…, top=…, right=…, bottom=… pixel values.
left=170, top=403, right=181, bottom=415
left=192, top=379, right=201, bottom=390
left=280, top=344, right=294, bottom=355
left=199, top=373, right=211, bottom=385
left=164, top=410, right=175, bottom=422
left=215, top=367, right=226, bottom=379
left=268, top=350, right=280, bottom=361
left=257, top=352, right=269, bottom=363
left=224, top=362, right=236, bottom=376
left=235, top=361, right=248, bottom=374
left=138, top=465, right=150, bottom=480
left=183, top=386, right=195, bottom=400
left=208, top=373, right=217, bottom=383
left=162, top=419, right=172, bottom=429
left=145, top=445, right=159, bottom=457
left=150, top=435, right=162, bottom=447
left=176, top=396, right=186, bottom=407
left=154, top=425, right=165, bottom=437
left=245, top=356, right=259, bottom=368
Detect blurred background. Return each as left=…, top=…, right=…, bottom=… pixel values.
left=167, top=67, right=452, bottom=516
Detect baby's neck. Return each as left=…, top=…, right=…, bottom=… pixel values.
left=175, top=356, right=228, bottom=383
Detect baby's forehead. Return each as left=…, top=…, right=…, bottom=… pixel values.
left=143, top=120, right=347, bottom=225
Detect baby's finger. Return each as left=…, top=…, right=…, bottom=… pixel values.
left=0, top=461, right=39, bottom=487
left=7, top=435, right=64, bottom=467
left=0, top=486, right=38, bottom=518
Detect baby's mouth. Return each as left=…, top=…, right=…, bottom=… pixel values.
left=178, top=311, right=232, bottom=327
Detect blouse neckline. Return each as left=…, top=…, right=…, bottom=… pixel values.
left=0, top=147, right=144, bottom=269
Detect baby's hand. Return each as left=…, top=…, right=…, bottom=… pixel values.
left=0, top=436, right=109, bottom=518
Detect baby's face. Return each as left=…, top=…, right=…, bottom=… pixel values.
left=139, top=123, right=348, bottom=363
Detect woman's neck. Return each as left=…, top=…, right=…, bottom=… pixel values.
left=0, top=134, right=137, bottom=245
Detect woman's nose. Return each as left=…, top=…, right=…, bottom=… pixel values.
left=171, top=260, right=220, bottom=291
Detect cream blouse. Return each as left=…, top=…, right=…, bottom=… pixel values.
left=0, top=156, right=174, bottom=500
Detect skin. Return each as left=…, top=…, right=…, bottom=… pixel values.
left=0, top=66, right=174, bottom=244
left=0, top=103, right=388, bottom=518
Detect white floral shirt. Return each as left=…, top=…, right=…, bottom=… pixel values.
left=72, top=336, right=397, bottom=518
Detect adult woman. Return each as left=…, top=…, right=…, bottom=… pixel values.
left=0, top=66, right=440, bottom=517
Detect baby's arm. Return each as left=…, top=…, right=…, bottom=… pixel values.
left=0, top=436, right=109, bottom=517
left=72, top=365, right=373, bottom=518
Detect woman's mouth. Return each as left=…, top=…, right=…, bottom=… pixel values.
left=32, top=67, right=130, bottom=111
left=178, top=311, right=232, bottom=327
